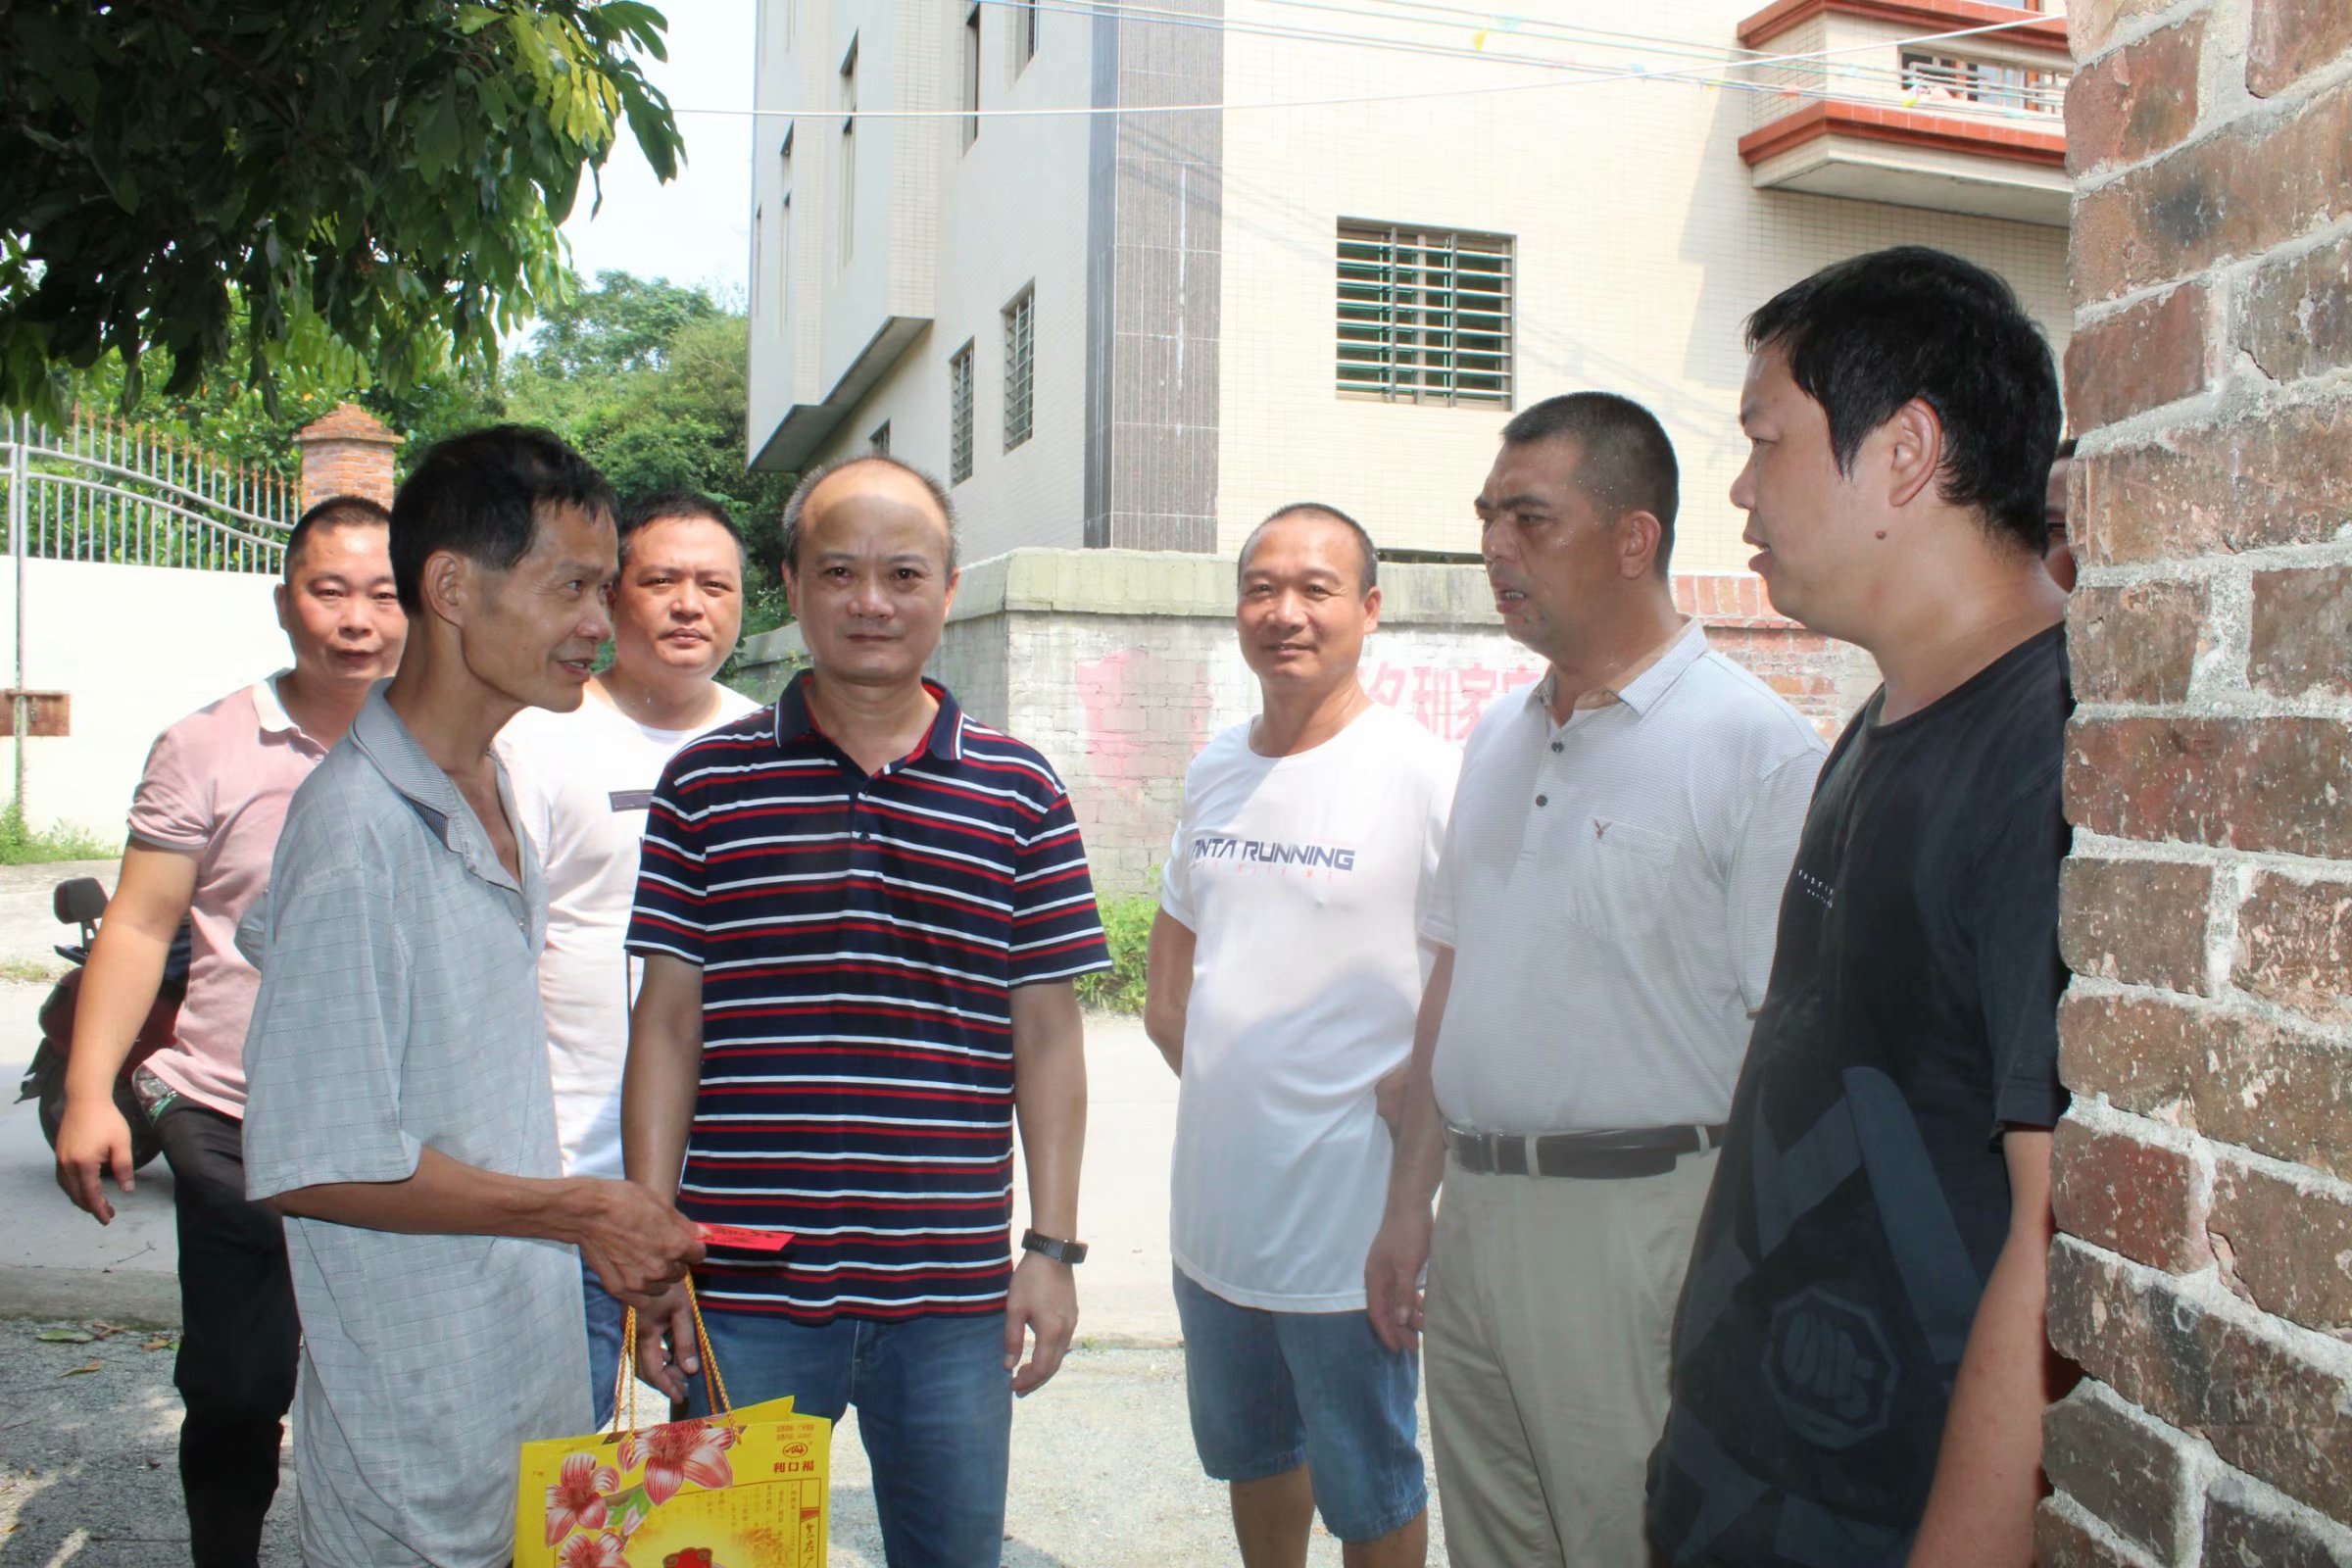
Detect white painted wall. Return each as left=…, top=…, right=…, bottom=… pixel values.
left=1213, top=0, right=2074, bottom=571
left=0, top=560, right=289, bottom=838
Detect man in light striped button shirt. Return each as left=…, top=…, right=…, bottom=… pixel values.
left=1366, top=392, right=1826, bottom=1568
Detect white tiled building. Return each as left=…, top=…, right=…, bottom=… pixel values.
left=745, top=0, right=2075, bottom=574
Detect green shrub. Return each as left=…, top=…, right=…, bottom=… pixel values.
left=1076, top=891, right=1158, bottom=1015
left=0, top=802, right=118, bottom=865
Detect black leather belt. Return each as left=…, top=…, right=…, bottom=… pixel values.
left=1446, top=1123, right=1726, bottom=1180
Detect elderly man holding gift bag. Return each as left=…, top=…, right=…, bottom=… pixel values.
left=240, top=427, right=704, bottom=1568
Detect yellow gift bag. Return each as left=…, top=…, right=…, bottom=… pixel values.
left=515, top=1282, right=831, bottom=1567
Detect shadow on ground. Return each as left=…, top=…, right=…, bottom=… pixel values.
left=0, top=1321, right=297, bottom=1566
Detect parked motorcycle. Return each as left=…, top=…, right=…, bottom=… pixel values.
left=14, top=875, right=188, bottom=1171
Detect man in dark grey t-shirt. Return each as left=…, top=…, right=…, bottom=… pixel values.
left=1649, top=248, right=2072, bottom=1568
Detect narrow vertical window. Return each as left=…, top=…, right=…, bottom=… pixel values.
left=1002, top=288, right=1035, bottom=451
left=779, top=197, right=793, bottom=335
left=839, top=41, right=858, bottom=269
left=949, top=342, right=976, bottom=483
left=1016, top=0, right=1038, bottom=69
left=869, top=421, right=892, bottom=456
left=962, top=4, right=981, bottom=149
left=776, top=131, right=794, bottom=337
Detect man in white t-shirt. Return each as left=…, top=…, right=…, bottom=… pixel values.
left=498, top=490, right=760, bottom=1421
left=1146, top=503, right=1456, bottom=1568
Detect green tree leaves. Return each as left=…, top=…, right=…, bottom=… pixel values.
left=0, top=2, right=685, bottom=424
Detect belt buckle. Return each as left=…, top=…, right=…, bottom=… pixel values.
left=1492, top=1132, right=1528, bottom=1177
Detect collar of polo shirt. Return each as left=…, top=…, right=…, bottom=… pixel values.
left=1533, top=616, right=1703, bottom=719
left=772, top=671, right=968, bottom=764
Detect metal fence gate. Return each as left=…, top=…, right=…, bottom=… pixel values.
left=1, top=412, right=295, bottom=810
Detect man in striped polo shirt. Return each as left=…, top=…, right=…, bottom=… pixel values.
left=623, top=455, right=1108, bottom=1566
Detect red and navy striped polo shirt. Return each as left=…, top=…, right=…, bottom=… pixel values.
left=625, top=674, right=1109, bottom=1323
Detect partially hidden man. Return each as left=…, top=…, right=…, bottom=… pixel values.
left=1147, top=503, right=1457, bottom=1568
left=239, top=427, right=704, bottom=1567
left=55, top=496, right=405, bottom=1568
left=1648, top=246, right=2075, bottom=1567
left=623, top=455, right=1108, bottom=1568
left=498, top=489, right=760, bottom=1423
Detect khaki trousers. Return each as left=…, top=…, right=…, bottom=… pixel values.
left=1424, top=1148, right=1718, bottom=1568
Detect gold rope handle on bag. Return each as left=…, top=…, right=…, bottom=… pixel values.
left=614, top=1275, right=733, bottom=1439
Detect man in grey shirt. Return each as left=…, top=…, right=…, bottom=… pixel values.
left=241, top=426, right=704, bottom=1568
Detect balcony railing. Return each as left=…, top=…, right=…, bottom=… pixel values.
left=1735, top=0, right=2073, bottom=226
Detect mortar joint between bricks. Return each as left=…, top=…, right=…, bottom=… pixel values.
left=2056, top=971, right=2346, bottom=1050
left=2204, top=858, right=2251, bottom=1000
left=2066, top=693, right=2352, bottom=722
left=2067, top=1096, right=2217, bottom=1172
left=2209, top=1139, right=2352, bottom=1210
left=2076, top=534, right=2352, bottom=595
left=2184, top=560, right=2254, bottom=705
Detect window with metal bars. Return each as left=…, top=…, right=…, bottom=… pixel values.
left=1016, top=0, right=1039, bottom=70
left=1898, top=50, right=2069, bottom=114
left=1336, top=223, right=1514, bottom=407
left=950, top=342, right=975, bottom=483
left=1003, top=288, right=1035, bottom=450
left=869, top=420, right=891, bottom=456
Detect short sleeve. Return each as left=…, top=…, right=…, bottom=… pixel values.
left=1157, top=773, right=1199, bottom=930
left=125, top=721, right=211, bottom=851
left=1726, top=746, right=1824, bottom=1010
left=1966, top=764, right=2071, bottom=1132
left=241, top=851, right=421, bottom=1200
left=625, top=744, right=710, bottom=966
left=1008, top=783, right=1111, bottom=987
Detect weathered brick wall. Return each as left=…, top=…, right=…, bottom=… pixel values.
left=296, top=402, right=399, bottom=511
left=2041, top=1, right=2352, bottom=1561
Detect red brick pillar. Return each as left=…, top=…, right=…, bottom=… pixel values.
left=2038, top=2, right=2352, bottom=1563
left=295, top=402, right=400, bottom=512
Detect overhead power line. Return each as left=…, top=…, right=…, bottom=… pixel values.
left=1024, top=0, right=2055, bottom=107
left=671, top=11, right=2066, bottom=122
left=966, top=0, right=2067, bottom=121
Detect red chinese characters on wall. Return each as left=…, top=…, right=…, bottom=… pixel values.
left=1360, top=660, right=1544, bottom=741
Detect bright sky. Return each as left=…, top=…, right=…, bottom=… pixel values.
left=558, top=1, right=759, bottom=304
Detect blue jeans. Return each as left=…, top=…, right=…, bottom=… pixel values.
left=1173, top=1267, right=1427, bottom=1543
left=688, top=1308, right=1013, bottom=1568
left=582, top=1256, right=628, bottom=1428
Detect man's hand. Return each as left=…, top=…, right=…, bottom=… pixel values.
left=1365, top=1206, right=1432, bottom=1353
left=632, top=1284, right=703, bottom=1401
left=53, top=1097, right=138, bottom=1224
left=1004, top=1251, right=1078, bottom=1396
left=1374, top=1064, right=1409, bottom=1135
left=576, top=1180, right=705, bottom=1306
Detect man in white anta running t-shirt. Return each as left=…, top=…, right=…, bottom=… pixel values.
left=498, top=490, right=760, bottom=1421
left=1146, top=503, right=1456, bottom=1568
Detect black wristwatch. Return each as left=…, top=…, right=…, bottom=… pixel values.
left=1021, top=1229, right=1089, bottom=1265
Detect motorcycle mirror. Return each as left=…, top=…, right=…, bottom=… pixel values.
left=53, top=877, right=107, bottom=927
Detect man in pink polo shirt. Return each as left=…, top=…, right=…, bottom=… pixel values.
left=54, top=495, right=407, bottom=1568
